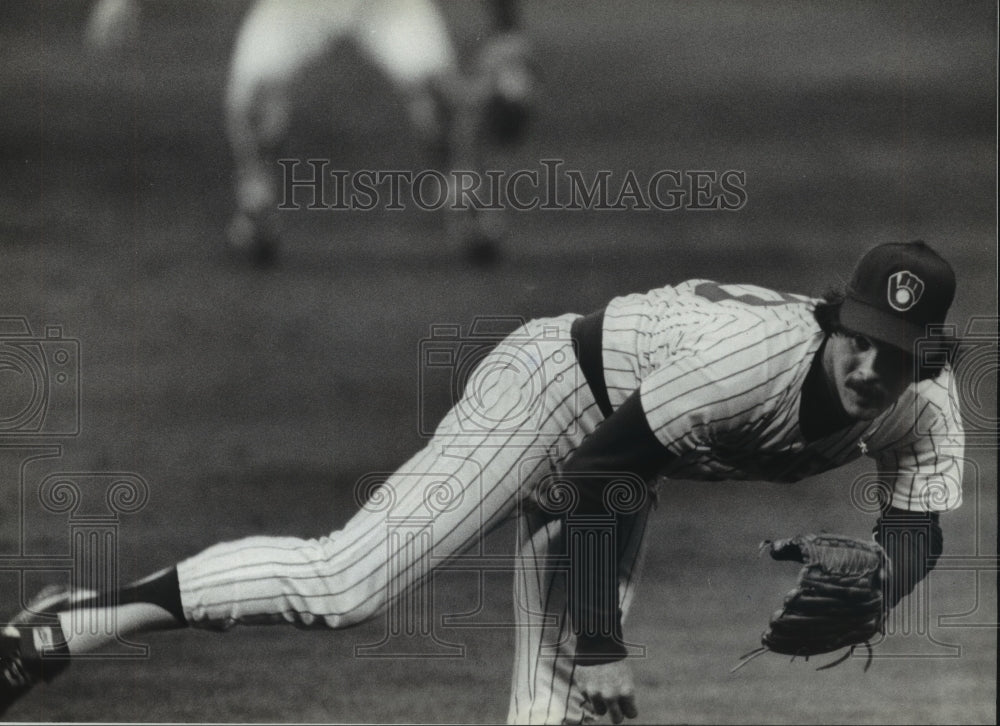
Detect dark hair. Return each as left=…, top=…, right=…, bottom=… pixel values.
left=812, top=287, right=845, bottom=335
left=811, top=287, right=955, bottom=381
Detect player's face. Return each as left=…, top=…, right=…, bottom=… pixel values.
left=824, top=331, right=914, bottom=420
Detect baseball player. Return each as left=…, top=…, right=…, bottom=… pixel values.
left=85, top=0, right=534, bottom=266
left=1, top=241, right=965, bottom=724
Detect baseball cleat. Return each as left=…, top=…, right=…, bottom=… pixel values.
left=0, top=625, right=68, bottom=716
left=1, top=625, right=38, bottom=716
left=0, top=585, right=84, bottom=716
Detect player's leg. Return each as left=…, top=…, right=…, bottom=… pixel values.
left=506, top=488, right=654, bottom=724
left=472, top=28, right=534, bottom=150
left=4, top=420, right=538, bottom=658
left=224, top=0, right=359, bottom=265
left=1, top=315, right=592, bottom=714
left=354, top=0, right=507, bottom=263
left=176, top=315, right=588, bottom=631
left=353, top=0, right=459, bottom=162
left=353, top=0, right=465, bottom=226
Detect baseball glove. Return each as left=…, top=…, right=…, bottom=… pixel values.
left=733, top=533, right=888, bottom=672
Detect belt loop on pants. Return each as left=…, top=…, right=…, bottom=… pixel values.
left=570, top=307, right=614, bottom=420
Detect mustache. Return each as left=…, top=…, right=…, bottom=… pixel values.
left=847, top=380, right=884, bottom=400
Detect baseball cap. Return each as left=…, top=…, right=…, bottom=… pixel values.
left=839, top=240, right=956, bottom=353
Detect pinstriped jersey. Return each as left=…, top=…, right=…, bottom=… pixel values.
left=601, top=279, right=964, bottom=512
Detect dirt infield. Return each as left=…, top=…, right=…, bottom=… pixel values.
left=0, top=1, right=996, bottom=723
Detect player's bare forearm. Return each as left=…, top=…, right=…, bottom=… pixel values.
left=575, top=660, right=639, bottom=724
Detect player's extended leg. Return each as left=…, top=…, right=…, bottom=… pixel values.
left=224, top=0, right=359, bottom=265
left=1, top=315, right=603, bottom=716
left=176, top=315, right=594, bottom=633
left=507, top=491, right=654, bottom=724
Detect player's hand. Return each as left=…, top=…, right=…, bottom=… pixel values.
left=575, top=660, right=638, bottom=724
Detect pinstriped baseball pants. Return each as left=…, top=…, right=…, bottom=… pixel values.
left=176, top=314, right=654, bottom=725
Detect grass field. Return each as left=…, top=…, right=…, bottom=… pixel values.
left=0, top=1, right=996, bottom=723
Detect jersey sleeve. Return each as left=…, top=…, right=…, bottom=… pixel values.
left=559, top=390, right=674, bottom=663
left=871, top=370, right=965, bottom=512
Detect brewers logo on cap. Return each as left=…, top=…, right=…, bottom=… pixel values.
left=886, top=270, right=924, bottom=311
left=840, top=241, right=955, bottom=352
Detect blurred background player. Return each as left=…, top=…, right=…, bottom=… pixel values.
left=83, top=0, right=535, bottom=266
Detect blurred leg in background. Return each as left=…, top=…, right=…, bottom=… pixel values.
left=224, top=0, right=369, bottom=266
